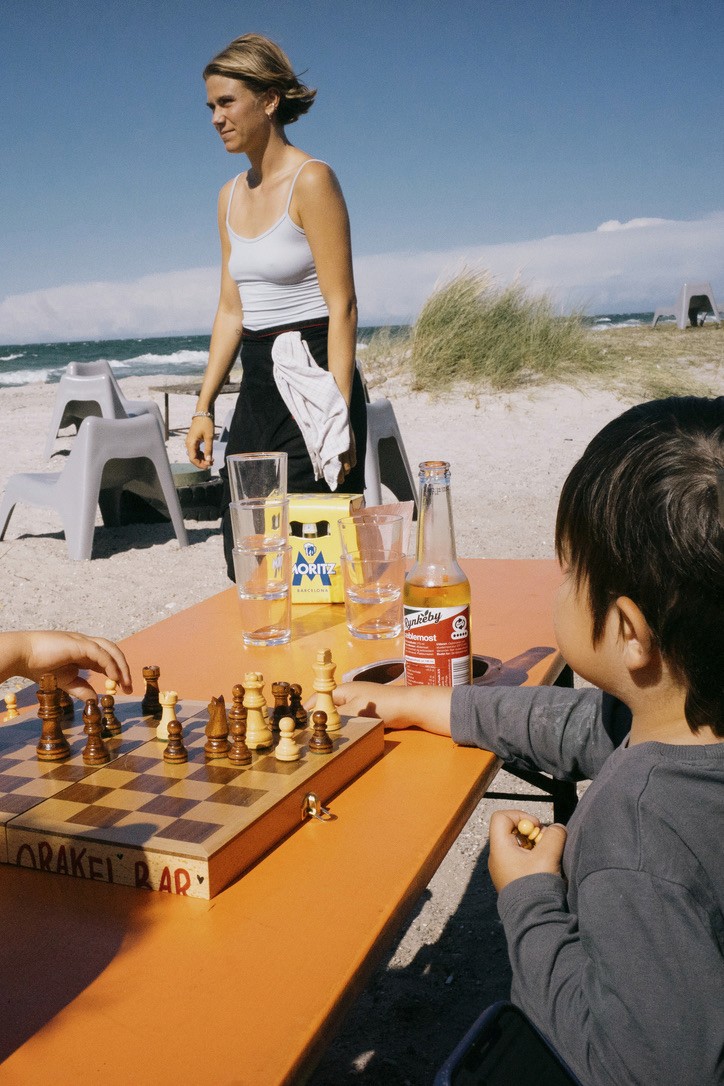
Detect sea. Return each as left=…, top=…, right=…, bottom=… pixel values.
left=0, top=314, right=656, bottom=390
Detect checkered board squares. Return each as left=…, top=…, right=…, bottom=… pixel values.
left=1, top=699, right=384, bottom=899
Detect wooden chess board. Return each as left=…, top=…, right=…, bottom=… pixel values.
left=0, top=698, right=384, bottom=899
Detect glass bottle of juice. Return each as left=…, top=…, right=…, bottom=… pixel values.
left=403, top=461, right=472, bottom=686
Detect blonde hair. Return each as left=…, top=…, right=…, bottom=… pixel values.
left=203, top=33, right=316, bottom=125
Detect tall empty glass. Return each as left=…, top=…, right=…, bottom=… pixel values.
left=227, top=452, right=288, bottom=502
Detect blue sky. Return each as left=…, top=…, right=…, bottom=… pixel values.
left=2, top=0, right=723, bottom=341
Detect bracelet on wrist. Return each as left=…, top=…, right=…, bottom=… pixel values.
left=192, top=410, right=214, bottom=420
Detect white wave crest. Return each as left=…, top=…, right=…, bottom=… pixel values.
left=0, top=367, right=54, bottom=386
left=0, top=353, right=25, bottom=362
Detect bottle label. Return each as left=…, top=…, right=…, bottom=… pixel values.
left=404, top=605, right=471, bottom=686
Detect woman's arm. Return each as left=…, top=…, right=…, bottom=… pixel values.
left=187, top=182, right=244, bottom=470
left=294, top=163, right=358, bottom=474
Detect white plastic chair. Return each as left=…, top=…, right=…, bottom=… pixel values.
left=0, top=415, right=188, bottom=560
left=652, top=281, right=721, bottom=329
left=44, top=360, right=165, bottom=459
left=364, top=398, right=418, bottom=514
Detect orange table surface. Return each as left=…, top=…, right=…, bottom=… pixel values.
left=0, top=559, right=563, bottom=1086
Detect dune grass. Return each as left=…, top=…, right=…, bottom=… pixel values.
left=409, top=271, right=599, bottom=391
left=362, top=270, right=723, bottom=400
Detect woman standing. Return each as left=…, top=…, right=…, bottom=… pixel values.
left=187, top=34, right=366, bottom=578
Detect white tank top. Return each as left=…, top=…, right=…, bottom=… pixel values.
left=226, top=159, right=329, bottom=331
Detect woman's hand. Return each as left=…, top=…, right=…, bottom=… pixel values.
left=186, top=416, right=215, bottom=469
left=338, top=425, right=357, bottom=482
left=488, top=809, right=567, bottom=892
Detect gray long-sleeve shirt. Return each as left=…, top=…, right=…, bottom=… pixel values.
left=451, top=685, right=724, bottom=1086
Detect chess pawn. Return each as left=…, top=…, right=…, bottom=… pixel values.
left=274, top=716, right=301, bottom=762
left=82, top=698, right=110, bottom=765
left=228, top=684, right=252, bottom=766
left=163, top=717, right=188, bottom=764
left=312, top=649, right=341, bottom=734
left=36, top=673, right=71, bottom=761
left=4, top=692, right=19, bottom=719
left=270, top=681, right=291, bottom=733
left=289, top=683, right=307, bottom=728
left=308, top=710, right=333, bottom=755
left=101, top=693, right=122, bottom=737
left=205, top=694, right=230, bottom=759
left=156, top=691, right=179, bottom=741
left=58, top=688, right=75, bottom=720
left=243, top=673, right=273, bottom=750
left=141, top=665, right=162, bottom=719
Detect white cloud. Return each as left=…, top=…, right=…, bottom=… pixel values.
left=0, top=268, right=218, bottom=344
left=1, top=213, right=723, bottom=341
left=354, top=211, right=724, bottom=323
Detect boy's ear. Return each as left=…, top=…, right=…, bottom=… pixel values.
left=615, top=596, right=655, bottom=670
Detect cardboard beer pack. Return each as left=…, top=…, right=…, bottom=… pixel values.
left=289, top=493, right=365, bottom=603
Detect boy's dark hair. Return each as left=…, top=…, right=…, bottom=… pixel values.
left=555, top=396, right=724, bottom=736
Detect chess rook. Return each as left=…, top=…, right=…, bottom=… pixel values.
left=141, top=665, right=162, bottom=719
left=157, top=691, right=179, bottom=742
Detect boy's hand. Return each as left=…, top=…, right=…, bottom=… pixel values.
left=488, top=809, right=567, bottom=892
left=13, top=631, right=133, bottom=701
left=306, top=682, right=454, bottom=737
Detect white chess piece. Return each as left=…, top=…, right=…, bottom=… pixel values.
left=274, top=716, right=301, bottom=762
left=157, top=691, right=179, bottom=741
left=312, top=649, right=341, bottom=733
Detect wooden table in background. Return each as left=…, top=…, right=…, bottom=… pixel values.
left=150, top=379, right=241, bottom=440
left=0, top=559, right=564, bottom=1085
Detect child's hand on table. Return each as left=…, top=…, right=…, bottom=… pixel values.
left=327, top=682, right=454, bottom=736
left=1, top=630, right=133, bottom=701
left=488, top=809, right=567, bottom=892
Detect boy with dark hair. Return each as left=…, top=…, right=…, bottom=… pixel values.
left=332, top=397, right=724, bottom=1085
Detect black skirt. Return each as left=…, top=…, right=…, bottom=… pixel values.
left=221, top=317, right=367, bottom=579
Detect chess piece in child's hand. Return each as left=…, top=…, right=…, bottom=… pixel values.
left=487, top=809, right=567, bottom=893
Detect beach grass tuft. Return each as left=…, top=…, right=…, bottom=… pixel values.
left=362, top=272, right=723, bottom=400
left=408, top=270, right=598, bottom=391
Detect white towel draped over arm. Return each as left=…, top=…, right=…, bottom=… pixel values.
left=271, top=331, right=351, bottom=490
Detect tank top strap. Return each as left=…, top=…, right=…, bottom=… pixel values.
left=284, top=159, right=328, bottom=215
left=225, top=174, right=243, bottom=228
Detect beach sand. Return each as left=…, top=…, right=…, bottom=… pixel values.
left=0, top=365, right=716, bottom=1082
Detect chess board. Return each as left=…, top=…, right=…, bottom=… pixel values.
left=0, top=698, right=384, bottom=899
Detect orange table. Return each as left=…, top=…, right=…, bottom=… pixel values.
left=0, top=559, right=563, bottom=1085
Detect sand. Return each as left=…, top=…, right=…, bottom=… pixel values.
left=0, top=368, right=695, bottom=1082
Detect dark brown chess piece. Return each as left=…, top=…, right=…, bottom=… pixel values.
left=289, top=683, right=307, bottom=728
left=82, top=698, right=110, bottom=765
left=36, top=673, right=71, bottom=762
left=270, top=681, right=291, bottom=733
left=227, top=684, right=251, bottom=766
left=204, top=695, right=230, bottom=759
left=58, top=688, right=75, bottom=720
left=101, top=693, right=122, bottom=737
left=164, top=717, right=188, bottom=764
left=308, top=710, right=333, bottom=755
left=141, top=665, right=162, bottom=719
